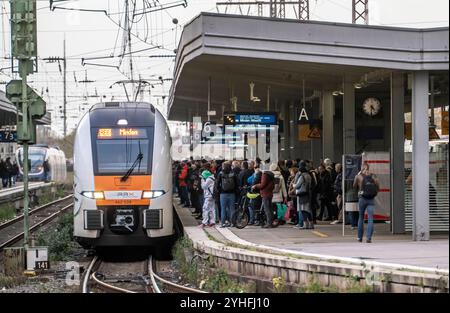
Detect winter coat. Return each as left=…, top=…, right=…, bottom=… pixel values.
left=294, top=170, right=312, bottom=205
left=202, top=175, right=215, bottom=200
left=254, top=171, right=274, bottom=199
left=178, top=165, right=188, bottom=187
left=271, top=170, right=287, bottom=203
left=238, top=168, right=254, bottom=188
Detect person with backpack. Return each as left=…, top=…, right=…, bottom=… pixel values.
left=200, top=166, right=216, bottom=228
left=216, top=161, right=239, bottom=227
left=252, top=168, right=275, bottom=228
left=294, top=161, right=313, bottom=229
left=269, top=163, right=287, bottom=224
left=353, top=163, right=380, bottom=243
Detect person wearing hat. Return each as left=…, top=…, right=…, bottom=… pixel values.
left=200, top=167, right=216, bottom=227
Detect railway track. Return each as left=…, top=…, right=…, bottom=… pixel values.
left=0, top=195, right=74, bottom=250
left=82, top=255, right=207, bottom=293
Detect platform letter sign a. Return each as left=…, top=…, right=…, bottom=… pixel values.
left=298, top=107, right=309, bottom=123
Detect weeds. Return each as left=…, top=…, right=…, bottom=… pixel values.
left=0, top=203, right=16, bottom=222
left=172, top=237, right=254, bottom=293
left=0, top=275, right=27, bottom=289
left=36, top=213, right=74, bottom=261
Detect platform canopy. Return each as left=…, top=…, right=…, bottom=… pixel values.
left=0, top=90, right=51, bottom=126
left=168, top=13, right=449, bottom=121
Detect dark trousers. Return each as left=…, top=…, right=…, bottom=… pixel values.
left=310, top=192, right=318, bottom=222
left=180, top=186, right=190, bottom=206
left=2, top=177, right=8, bottom=188
left=262, top=197, right=273, bottom=226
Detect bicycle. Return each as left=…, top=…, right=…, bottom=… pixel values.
left=232, top=186, right=261, bottom=229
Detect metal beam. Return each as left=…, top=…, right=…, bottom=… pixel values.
left=352, top=0, right=368, bottom=24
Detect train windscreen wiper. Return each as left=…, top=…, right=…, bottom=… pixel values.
left=120, top=152, right=143, bottom=182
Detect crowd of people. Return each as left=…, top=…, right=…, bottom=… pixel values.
left=0, top=157, right=19, bottom=189
left=173, top=157, right=379, bottom=242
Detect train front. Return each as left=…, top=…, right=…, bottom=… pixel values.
left=73, top=102, right=173, bottom=251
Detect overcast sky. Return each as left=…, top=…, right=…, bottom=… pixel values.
left=0, top=0, right=448, bottom=136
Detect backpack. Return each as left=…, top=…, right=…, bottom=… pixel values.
left=273, top=176, right=282, bottom=193
left=361, top=174, right=378, bottom=199
left=221, top=173, right=236, bottom=192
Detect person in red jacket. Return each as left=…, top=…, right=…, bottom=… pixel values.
left=178, top=162, right=191, bottom=207
left=252, top=170, right=275, bottom=228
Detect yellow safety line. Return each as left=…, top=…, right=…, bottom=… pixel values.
left=311, top=230, right=329, bottom=238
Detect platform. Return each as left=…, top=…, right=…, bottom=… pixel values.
left=0, top=182, right=54, bottom=205
left=174, top=195, right=448, bottom=292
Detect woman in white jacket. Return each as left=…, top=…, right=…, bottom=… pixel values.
left=201, top=169, right=216, bottom=227
left=269, top=163, right=287, bottom=221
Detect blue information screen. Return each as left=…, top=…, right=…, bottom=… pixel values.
left=234, top=114, right=277, bottom=125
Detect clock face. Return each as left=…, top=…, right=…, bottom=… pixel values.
left=363, top=98, right=381, bottom=116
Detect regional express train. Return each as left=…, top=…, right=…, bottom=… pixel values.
left=73, top=102, right=174, bottom=257
left=16, top=145, right=67, bottom=182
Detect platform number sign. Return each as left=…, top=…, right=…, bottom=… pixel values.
left=35, top=260, right=49, bottom=270
left=0, top=130, right=17, bottom=142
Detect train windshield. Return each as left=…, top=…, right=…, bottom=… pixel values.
left=94, top=127, right=152, bottom=175
left=17, top=148, right=46, bottom=172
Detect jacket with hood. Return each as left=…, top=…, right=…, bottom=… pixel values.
left=201, top=170, right=215, bottom=200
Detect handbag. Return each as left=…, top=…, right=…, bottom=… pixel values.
left=276, top=203, right=288, bottom=220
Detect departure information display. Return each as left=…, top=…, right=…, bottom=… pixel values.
left=96, top=128, right=148, bottom=139
left=224, top=112, right=278, bottom=125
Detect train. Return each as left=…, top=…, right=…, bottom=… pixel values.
left=16, top=144, right=67, bottom=182
left=73, top=102, right=174, bottom=258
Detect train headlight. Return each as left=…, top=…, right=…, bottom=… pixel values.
left=81, top=191, right=105, bottom=200
left=142, top=190, right=165, bottom=199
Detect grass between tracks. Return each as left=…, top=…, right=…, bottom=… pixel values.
left=0, top=185, right=68, bottom=224
left=0, top=203, right=16, bottom=223
left=36, top=213, right=76, bottom=261
left=172, top=237, right=256, bottom=293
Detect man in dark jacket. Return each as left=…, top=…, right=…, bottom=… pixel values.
left=252, top=170, right=275, bottom=228
left=317, top=164, right=335, bottom=221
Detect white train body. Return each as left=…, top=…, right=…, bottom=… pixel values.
left=16, top=145, right=67, bottom=182
left=73, top=102, right=174, bottom=250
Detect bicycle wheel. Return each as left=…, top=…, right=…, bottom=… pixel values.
left=233, top=209, right=249, bottom=229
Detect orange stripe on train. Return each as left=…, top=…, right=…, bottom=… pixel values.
left=94, top=175, right=151, bottom=206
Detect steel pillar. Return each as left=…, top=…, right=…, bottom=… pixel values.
left=343, top=77, right=355, bottom=154
left=322, top=91, right=334, bottom=161
left=390, top=72, right=405, bottom=234
left=412, top=71, right=430, bottom=241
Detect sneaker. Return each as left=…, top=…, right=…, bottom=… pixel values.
left=330, top=220, right=339, bottom=225
left=293, top=225, right=306, bottom=229
left=208, top=223, right=215, bottom=227
left=357, top=238, right=362, bottom=242
left=350, top=226, right=356, bottom=230
left=220, top=224, right=227, bottom=228
left=366, top=239, right=372, bottom=243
